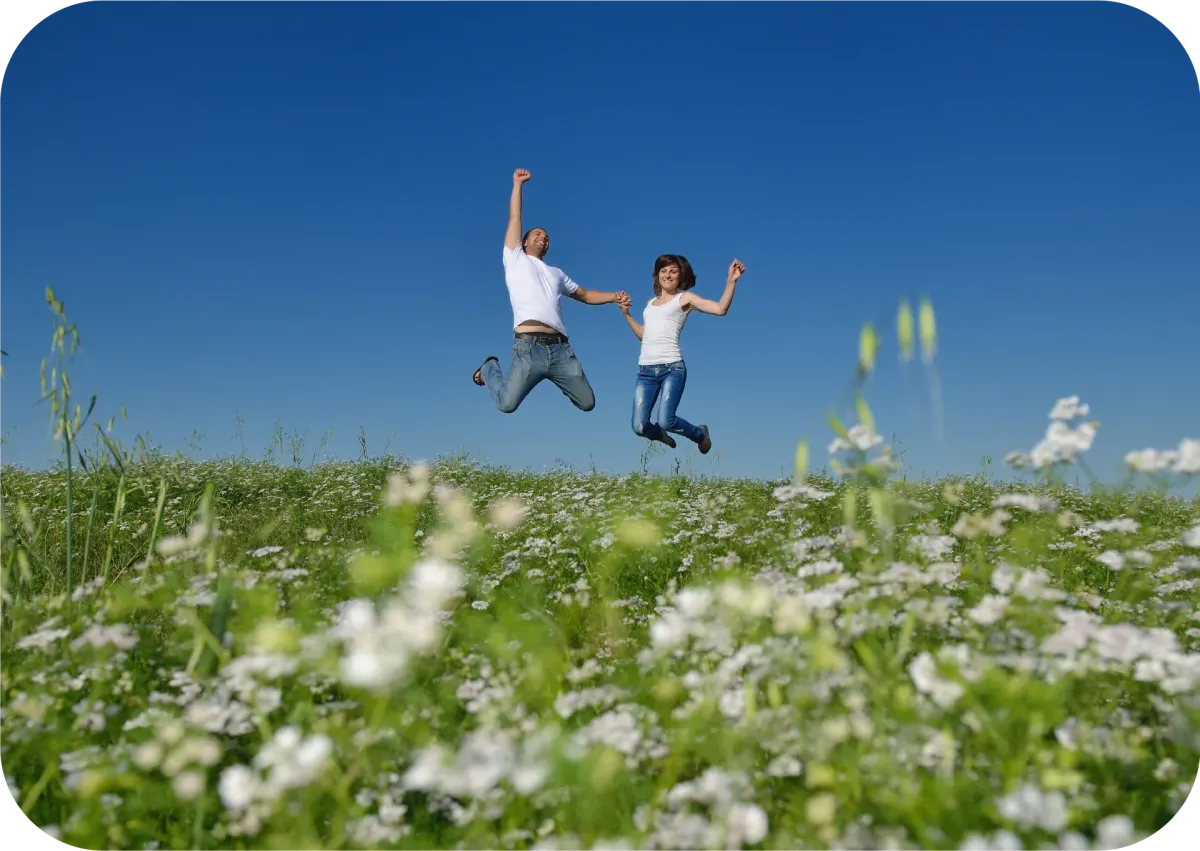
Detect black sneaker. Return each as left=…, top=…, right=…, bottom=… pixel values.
left=698, top=425, right=711, bottom=454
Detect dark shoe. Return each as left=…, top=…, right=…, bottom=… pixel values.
left=662, top=433, right=677, bottom=449
left=473, top=356, right=498, bottom=386
left=698, top=425, right=711, bottom=454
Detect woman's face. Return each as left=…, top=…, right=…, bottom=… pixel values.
left=658, top=264, right=681, bottom=292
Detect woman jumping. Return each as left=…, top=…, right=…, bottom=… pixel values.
left=618, top=254, right=745, bottom=454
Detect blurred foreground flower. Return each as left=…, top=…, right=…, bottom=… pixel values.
left=385, top=462, right=430, bottom=507
left=1007, top=396, right=1098, bottom=471
left=217, top=727, right=332, bottom=837
left=488, top=496, right=528, bottom=532
left=1125, top=438, right=1200, bottom=475
left=332, top=557, right=464, bottom=690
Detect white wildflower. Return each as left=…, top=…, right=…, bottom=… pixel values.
left=1050, top=396, right=1089, bottom=420
left=993, top=493, right=1058, bottom=512
left=488, top=497, right=528, bottom=532
left=1125, top=448, right=1177, bottom=473
left=1174, top=439, right=1200, bottom=474
left=828, top=424, right=882, bottom=454
left=156, top=520, right=210, bottom=557
left=991, top=563, right=1017, bottom=594
left=334, top=559, right=463, bottom=690
left=16, top=625, right=70, bottom=651
left=71, top=624, right=138, bottom=651
left=1094, top=815, right=1136, bottom=849
left=1090, top=518, right=1140, bottom=534
left=907, top=534, right=956, bottom=560
left=253, top=726, right=332, bottom=791
left=909, top=652, right=963, bottom=708
left=995, top=783, right=1068, bottom=833
left=967, top=594, right=1009, bottom=626
left=766, top=755, right=803, bottom=777
left=726, top=803, right=768, bottom=846
left=953, top=510, right=1011, bottom=540
left=218, top=764, right=258, bottom=814
left=384, top=463, right=429, bottom=507
left=173, top=770, right=205, bottom=801
left=1029, top=420, right=1096, bottom=468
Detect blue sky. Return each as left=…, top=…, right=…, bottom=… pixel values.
left=2, top=1, right=1198, bottom=484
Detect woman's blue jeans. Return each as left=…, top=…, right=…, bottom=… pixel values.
left=632, top=361, right=705, bottom=445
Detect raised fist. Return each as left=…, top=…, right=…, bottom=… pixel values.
left=513, top=169, right=531, bottom=185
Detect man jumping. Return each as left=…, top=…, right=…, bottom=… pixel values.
left=473, top=168, right=630, bottom=413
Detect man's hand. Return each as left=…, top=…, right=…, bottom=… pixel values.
left=616, top=291, right=631, bottom=311
left=513, top=168, right=531, bottom=185
left=727, top=259, right=745, bottom=283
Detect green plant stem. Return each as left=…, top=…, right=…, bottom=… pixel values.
left=64, top=430, right=74, bottom=597
left=80, top=475, right=101, bottom=588
left=145, top=477, right=167, bottom=563
left=101, top=473, right=126, bottom=584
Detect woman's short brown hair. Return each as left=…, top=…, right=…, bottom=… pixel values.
left=652, top=254, right=696, bottom=296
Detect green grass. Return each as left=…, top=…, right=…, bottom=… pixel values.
left=2, top=449, right=1198, bottom=850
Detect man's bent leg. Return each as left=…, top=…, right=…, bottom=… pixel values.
left=547, top=342, right=596, bottom=412
left=482, top=340, right=542, bottom=413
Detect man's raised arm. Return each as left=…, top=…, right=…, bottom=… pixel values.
left=505, top=169, right=531, bottom=250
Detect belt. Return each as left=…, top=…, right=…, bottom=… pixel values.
left=515, top=331, right=568, bottom=344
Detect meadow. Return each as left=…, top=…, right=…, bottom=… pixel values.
left=2, top=293, right=1199, bottom=850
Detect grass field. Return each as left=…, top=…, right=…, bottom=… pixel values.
left=3, top=432, right=1199, bottom=850
left=3, top=295, right=1199, bottom=849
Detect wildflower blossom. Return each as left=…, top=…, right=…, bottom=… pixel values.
left=71, top=624, right=138, bottom=651
left=828, top=424, right=882, bottom=454
left=332, top=558, right=463, bottom=690
left=909, top=652, right=964, bottom=708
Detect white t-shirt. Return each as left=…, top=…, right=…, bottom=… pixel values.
left=502, top=243, right=580, bottom=335
left=638, top=294, right=690, bottom=365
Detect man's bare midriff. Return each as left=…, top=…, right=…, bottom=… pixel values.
left=515, top=320, right=561, bottom=335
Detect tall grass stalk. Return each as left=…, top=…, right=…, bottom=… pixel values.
left=78, top=468, right=103, bottom=587
left=145, top=477, right=168, bottom=564
left=101, top=472, right=126, bottom=584
left=40, top=286, right=100, bottom=598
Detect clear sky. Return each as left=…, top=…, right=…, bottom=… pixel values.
left=2, top=1, right=1198, bottom=484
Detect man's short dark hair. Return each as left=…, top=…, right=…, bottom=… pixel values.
left=522, top=227, right=548, bottom=248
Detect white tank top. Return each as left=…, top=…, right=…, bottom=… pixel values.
left=638, top=294, right=689, bottom=365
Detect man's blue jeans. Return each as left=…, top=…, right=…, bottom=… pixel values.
left=632, top=361, right=705, bottom=445
left=482, top=337, right=596, bottom=413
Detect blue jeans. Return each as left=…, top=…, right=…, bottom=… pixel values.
left=632, top=361, right=705, bottom=445
left=482, top=337, right=596, bottom=413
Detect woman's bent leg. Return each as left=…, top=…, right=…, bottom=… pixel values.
left=658, top=363, right=705, bottom=444
left=632, top=368, right=670, bottom=443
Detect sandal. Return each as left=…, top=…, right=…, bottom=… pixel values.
left=473, top=356, right=498, bottom=386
